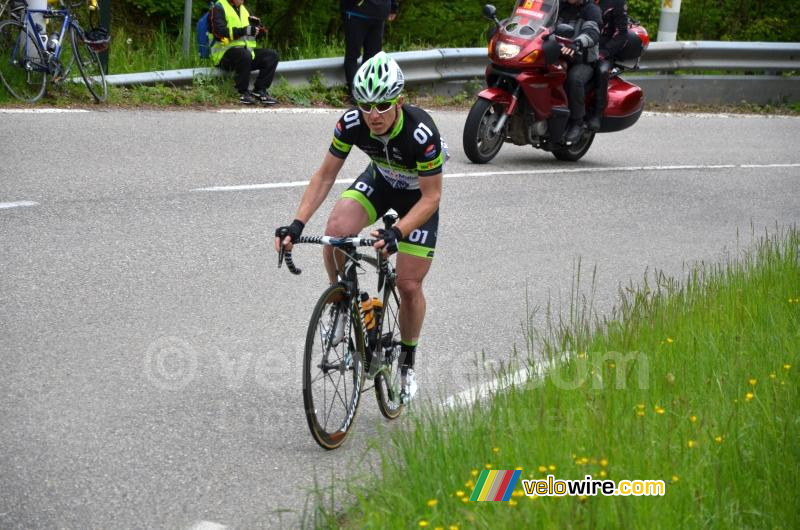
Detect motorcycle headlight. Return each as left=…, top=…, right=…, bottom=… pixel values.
left=496, top=41, right=521, bottom=59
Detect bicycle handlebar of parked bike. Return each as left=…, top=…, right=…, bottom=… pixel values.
left=278, top=235, right=378, bottom=275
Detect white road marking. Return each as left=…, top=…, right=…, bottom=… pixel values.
left=217, top=108, right=341, bottom=114
left=0, top=201, right=38, bottom=209
left=187, top=521, right=227, bottom=530
left=193, top=163, right=800, bottom=192
left=0, top=108, right=89, bottom=113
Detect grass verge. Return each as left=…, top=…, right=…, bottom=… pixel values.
left=317, top=226, right=799, bottom=529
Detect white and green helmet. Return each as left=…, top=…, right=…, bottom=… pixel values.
left=352, top=51, right=405, bottom=103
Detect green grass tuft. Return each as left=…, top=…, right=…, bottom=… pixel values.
left=325, top=226, right=800, bottom=529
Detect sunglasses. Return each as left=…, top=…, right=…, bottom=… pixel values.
left=356, top=99, right=397, bottom=114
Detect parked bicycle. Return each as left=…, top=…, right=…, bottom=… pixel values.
left=0, top=0, right=108, bottom=102
left=278, top=213, right=406, bottom=450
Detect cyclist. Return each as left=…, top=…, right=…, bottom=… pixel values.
left=275, top=51, right=445, bottom=403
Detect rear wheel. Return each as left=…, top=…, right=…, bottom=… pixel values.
left=0, top=20, right=47, bottom=102
left=552, top=129, right=595, bottom=161
left=463, top=97, right=507, bottom=164
left=70, top=25, right=107, bottom=102
left=303, top=285, right=365, bottom=450
left=374, top=281, right=404, bottom=419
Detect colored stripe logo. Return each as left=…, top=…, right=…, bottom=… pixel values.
left=469, top=470, right=521, bottom=501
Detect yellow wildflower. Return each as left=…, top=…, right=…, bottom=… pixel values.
left=484, top=463, right=492, bottom=469
left=600, top=458, right=608, bottom=467
left=419, top=521, right=429, bottom=528
left=515, top=466, right=523, bottom=471
left=509, top=499, right=518, bottom=507
left=783, top=364, right=791, bottom=370
left=608, top=362, right=616, bottom=369
left=538, top=465, right=547, bottom=473
left=548, top=464, right=557, bottom=471
left=690, top=415, right=698, bottom=423
left=578, top=495, right=589, bottom=502
left=512, top=490, right=524, bottom=497
left=770, top=372, right=777, bottom=379
left=745, top=392, right=754, bottom=401
left=715, top=435, right=724, bottom=443
left=599, top=470, right=607, bottom=478
left=749, top=378, right=757, bottom=386
left=455, top=491, right=464, bottom=498
left=450, top=526, right=459, bottom=530
left=471, top=469, right=478, bottom=476
left=636, top=410, right=645, bottom=417
left=427, top=499, right=438, bottom=508
left=492, top=447, right=500, bottom=453
left=461, top=497, right=469, bottom=504
left=687, top=440, right=697, bottom=448
left=655, top=406, right=665, bottom=415
left=666, top=337, right=674, bottom=343
left=671, top=475, right=679, bottom=483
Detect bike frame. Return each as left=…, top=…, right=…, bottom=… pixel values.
left=19, top=4, right=75, bottom=72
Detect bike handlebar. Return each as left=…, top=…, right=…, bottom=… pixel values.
left=278, top=235, right=378, bottom=275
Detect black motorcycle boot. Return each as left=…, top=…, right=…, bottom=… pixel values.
left=564, top=120, right=584, bottom=144
left=587, top=114, right=602, bottom=132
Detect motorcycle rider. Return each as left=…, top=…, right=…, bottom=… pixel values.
left=587, top=0, right=629, bottom=131
left=557, top=0, right=602, bottom=144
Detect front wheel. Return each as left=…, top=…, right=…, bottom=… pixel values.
left=551, top=129, right=595, bottom=161
left=70, top=25, right=107, bottom=103
left=303, top=285, right=365, bottom=450
left=373, top=281, right=404, bottom=419
left=463, top=97, right=507, bottom=164
left=0, top=20, right=47, bottom=102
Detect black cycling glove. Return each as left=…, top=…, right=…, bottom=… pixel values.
left=275, top=219, right=305, bottom=244
left=376, top=226, right=403, bottom=255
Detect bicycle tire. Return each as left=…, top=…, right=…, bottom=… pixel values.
left=0, top=19, right=47, bottom=102
left=373, top=272, right=404, bottom=419
left=303, top=284, right=366, bottom=450
left=70, top=24, right=106, bottom=102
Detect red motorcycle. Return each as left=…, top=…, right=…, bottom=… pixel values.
left=463, top=0, right=649, bottom=163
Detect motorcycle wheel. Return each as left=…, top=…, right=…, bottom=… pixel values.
left=552, top=130, right=595, bottom=162
left=463, top=98, right=507, bottom=164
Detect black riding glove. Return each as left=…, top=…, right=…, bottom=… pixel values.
left=376, top=226, right=403, bottom=255
left=245, top=24, right=260, bottom=37
left=275, top=219, right=305, bottom=244
left=569, top=40, right=584, bottom=53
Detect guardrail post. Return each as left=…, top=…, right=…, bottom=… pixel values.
left=182, top=0, right=192, bottom=58
left=657, top=0, right=681, bottom=42
left=99, top=0, right=110, bottom=73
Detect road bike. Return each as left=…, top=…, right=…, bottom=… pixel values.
left=0, top=0, right=108, bottom=102
left=278, top=213, right=405, bottom=450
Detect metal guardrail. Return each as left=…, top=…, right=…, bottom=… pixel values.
left=103, top=41, right=800, bottom=88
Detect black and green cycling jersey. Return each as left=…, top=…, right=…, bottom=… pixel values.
left=329, top=104, right=445, bottom=190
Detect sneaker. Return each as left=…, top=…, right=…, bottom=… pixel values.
left=239, top=91, right=256, bottom=105
left=326, top=304, right=347, bottom=348
left=253, top=90, right=278, bottom=105
left=564, top=121, right=584, bottom=145
left=400, top=367, right=417, bottom=404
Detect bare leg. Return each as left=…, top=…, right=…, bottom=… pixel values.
left=395, top=253, right=433, bottom=343
left=323, top=198, right=370, bottom=283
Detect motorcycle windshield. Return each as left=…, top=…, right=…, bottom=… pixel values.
left=501, top=0, right=558, bottom=39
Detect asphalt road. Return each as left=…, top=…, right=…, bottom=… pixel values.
left=1, top=108, right=798, bottom=529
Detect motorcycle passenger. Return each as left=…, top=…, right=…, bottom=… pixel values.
left=557, top=0, right=602, bottom=144
left=587, top=0, right=629, bottom=131
left=275, top=52, right=446, bottom=404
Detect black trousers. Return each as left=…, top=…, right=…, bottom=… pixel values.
left=219, top=47, right=279, bottom=94
left=343, top=13, right=385, bottom=92
left=565, top=63, right=595, bottom=121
